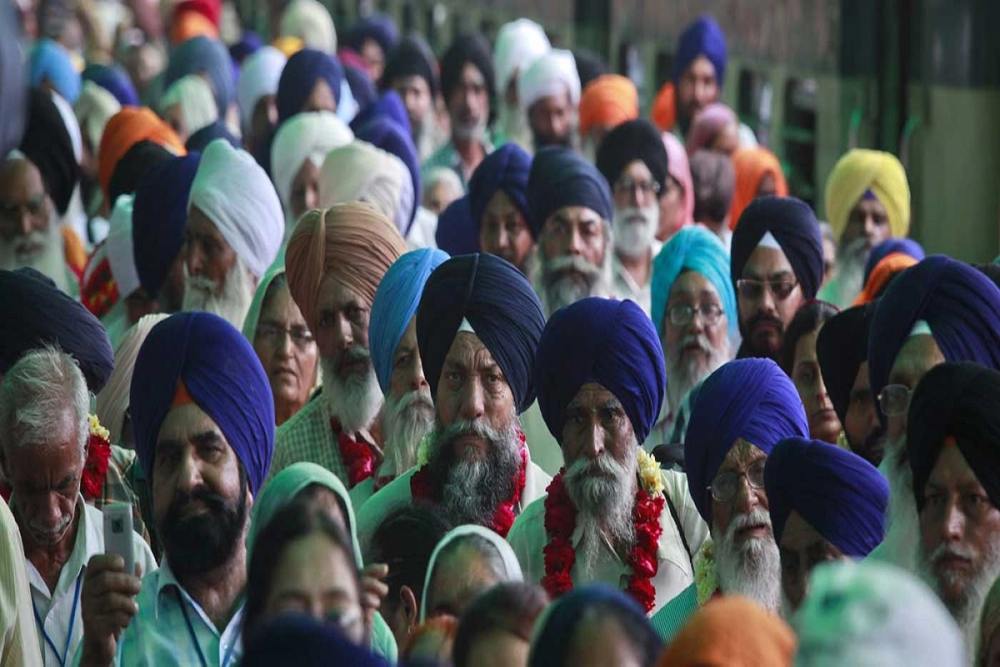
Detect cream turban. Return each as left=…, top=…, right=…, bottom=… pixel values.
left=270, top=110, right=354, bottom=214
left=188, top=139, right=284, bottom=278
left=280, top=0, right=337, bottom=54
left=160, top=74, right=219, bottom=137
left=75, top=81, right=121, bottom=161
left=317, top=139, right=407, bottom=227
left=237, top=46, right=287, bottom=132
left=517, top=49, right=580, bottom=112
left=494, top=19, right=551, bottom=96
left=824, top=149, right=911, bottom=241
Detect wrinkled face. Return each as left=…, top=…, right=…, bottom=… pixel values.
left=479, top=189, right=535, bottom=272
left=676, top=56, right=719, bottom=129
left=737, top=246, right=805, bottom=361
left=184, top=206, right=238, bottom=293
left=844, top=362, right=884, bottom=466
left=0, top=159, right=52, bottom=249
left=435, top=332, right=515, bottom=439
left=844, top=198, right=891, bottom=249
left=392, top=75, right=432, bottom=129
left=448, top=64, right=489, bottom=140
left=424, top=543, right=499, bottom=618
left=710, top=440, right=771, bottom=542
left=792, top=327, right=842, bottom=445
left=304, top=77, right=337, bottom=114
left=313, top=275, right=371, bottom=369
left=560, top=383, right=635, bottom=470
left=663, top=271, right=730, bottom=396
left=290, top=159, right=321, bottom=221
left=884, top=334, right=945, bottom=443
left=388, top=317, right=429, bottom=401
left=657, top=175, right=685, bottom=242
left=528, top=90, right=574, bottom=149
left=779, top=510, right=846, bottom=612
left=361, top=38, right=386, bottom=83
left=540, top=205, right=607, bottom=269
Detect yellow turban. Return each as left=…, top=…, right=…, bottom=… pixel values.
left=824, top=149, right=910, bottom=241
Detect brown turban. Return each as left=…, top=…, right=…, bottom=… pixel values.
left=285, top=203, right=407, bottom=333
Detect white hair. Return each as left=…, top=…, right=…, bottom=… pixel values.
left=713, top=507, right=782, bottom=614
left=422, top=166, right=464, bottom=202
left=183, top=254, right=258, bottom=330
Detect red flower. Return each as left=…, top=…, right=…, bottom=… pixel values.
left=543, top=538, right=576, bottom=573
left=81, top=434, right=111, bottom=500
left=336, top=426, right=374, bottom=488
left=633, top=492, right=661, bottom=524
left=627, top=576, right=657, bottom=612
left=628, top=546, right=658, bottom=579
left=541, top=571, right=574, bottom=597
left=491, top=503, right=516, bottom=538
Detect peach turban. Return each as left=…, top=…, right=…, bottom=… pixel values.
left=578, top=74, right=638, bottom=138
left=98, top=107, right=185, bottom=198
left=729, top=146, right=788, bottom=230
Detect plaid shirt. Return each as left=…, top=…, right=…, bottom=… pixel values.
left=96, top=446, right=151, bottom=548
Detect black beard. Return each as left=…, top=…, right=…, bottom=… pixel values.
left=737, top=312, right=785, bottom=361
left=532, top=129, right=573, bottom=150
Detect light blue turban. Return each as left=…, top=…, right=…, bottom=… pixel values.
left=29, top=38, right=81, bottom=104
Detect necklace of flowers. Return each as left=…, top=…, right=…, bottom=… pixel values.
left=541, top=448, right=665, bottom=612
left=410, top=428, right=528, bottom=538
left=332, top=419, right=376, bottom=488
left=82, top=415, right=112, bottom=500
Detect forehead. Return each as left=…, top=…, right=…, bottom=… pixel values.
left=619, top=160, right=653, bottom=182
left=0, top=159, right=44, bottom=198
left=927, top=445, right=980, bottom=488
left=718, top=438, right=767, bottom=471
left=484, top=189, right=517, bottom=216
left=316, top=273, right=369, bottom=310
left=156, top=402, right=226, bottom=443
left=459, top=63, right=485, bottom=86
left=888, top=335, right=944, bottom=389
left=186, top=206, right=226, bottom=240
left=668, top=270, right=720, bottom=302
left=568, top=382, right=620, bottom=410
left=443, top=331, right=497, bottom=368
left=6, top=410, right=79, bottom=464
left=851, top=198, right=887, bottom=217
left=780, top=510, right=828, bottom=549
left=548, top=206, right=603, bottom=227
left=742, top=245, right=793, bottom=279
left=685, top=56, right=717, bottom=80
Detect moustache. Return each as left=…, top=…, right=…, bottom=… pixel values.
left=186, top=274, right=219, bottom=294
left=545, top=255, right=603, bottom=280
left=336, top=345, right=371, bottom=374
left=728, top=508, right=773, bottom=537
left=931, top=544, right=974, bottom=565
left=565, top=453, right=627, bottom=485
left=680, top=334, right=712, bottom=354
left=163, top=484, right=230, bottom=527
left=748, top=313, right=784, bottom=334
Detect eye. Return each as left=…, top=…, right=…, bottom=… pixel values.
left=395, top=353, right=412, bottom=369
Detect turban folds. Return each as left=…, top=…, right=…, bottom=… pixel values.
left=237, top=46, right=287, bottom=132
left=317, top=140, right=407, bottom=229
left=279, top=0, right=337, bottom=54
left=107, top=139, right=175, bottom=206
left=349, top=91, right=409, bottom=135
left=518, top=50, right=580, bottom=111
left=75, top=82, right=122, bottom=163
left=441, top=34, right=494, bottom=103
left=383, top=36, right=438, bottom=98
left=185, top=121, right=240, bottom=153
left=685, top=359, right=808, bottom=521
left=369, top=248, right=450, bottom=394
left=764, top=437, right=888, bottom=557
left=493, top=19, right=550, bottom=96
left=98, top=107, right=185, bottom=199
left=468, top=143, right=533, bottom=235
left=28, top=39, right=81, bottom=104
left=160, top=74, right=220, bottom=137
left=596, top=119, right=669, bottom=195
left=277, top=48, right=344, bottom=123
left=82, top=64, right=138, bottom=107
left=164, top=36, right=236, bottom=117
left=534, top=298, right=665, bottom=444
left=908, top=362, right=1000, bottom=511
left=863, top=238, right=925, bottom=287
left=672, top=16, right=728, bottom=85
left=824, top=149, right=910, bottom=241
left=728, top=147, right=788, bottom=230
left=270, top=110, right=354, bottom=213
left=730, top=196, right=824, bottom=301
left=19, top=89, right=79, bottom=216
left=853, top=252, right=919, bottom=306
left=651, top=225, right=736, bottom=338
left=417, top=253, right=545, bottom=415
left=815, top=304, right=873, bottom=426
left=130, top=312, right=274, bottom=493
left=578, top=75, right=638, bottom=137
left=527, top=146, right=613, bottom=228
left=435, top=196, right=479, bottom=255
left=285, top=203, right=407, bottom=332
left=354, top=115, right=421, bottom=232
left=345, top=14, right=399, bottom=59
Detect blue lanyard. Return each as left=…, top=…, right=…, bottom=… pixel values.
left=175, top=589, right=238, bottom=667
left=32, top=573, right=83, bottom=667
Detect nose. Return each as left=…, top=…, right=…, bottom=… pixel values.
left=581, top=421, right=606, bottom=460
left=17, top=210, right=33, bottom=237
left=334, top=314, right=353, bottom=350
left=39, top=492, right=64, bottom=529
left=733, top=475, right=759, bottom=514
left=458, top=377, right=485, bottom=421
left=277, top=329, right=295, bottom=359
left=186, top=242, right=204, bottom=277
left=863, top=214, right=878, bottom=240
left=943, top=501, right=965, bottom=544
left=566, top=227, right=584, bottom=257
left=496, top=227, right=510, bottom=251
left=409, top=355, right=428, bottom=392
left=177, top=449, right=204, bottom=494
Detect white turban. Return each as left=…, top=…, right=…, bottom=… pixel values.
left=160, top=74, right=219, bottom=137
left=238, top=46, right=287, bottom=133
left=280, top=0, right=337, bottom=54
left=517, top=49, right=581, bottom=112
left=318, top=140, right=406, bottom=227
left=82, top=194, right=140, bottom=347
left=494, top=19, right=551, bottom=97
left=270, top=110, right=354, bottom=214
left=105, top=194, right=140, bottom=299
left=75, top=81, right=121, bottom=161
left=188, top=139, right=285, bottom=279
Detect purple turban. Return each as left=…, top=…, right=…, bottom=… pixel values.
left=672, top=16, right=727, bottom=85
left=468, top=143, right=534, bottom=236
left=815, top=303, right=876, bottom=426
left=435, top=196, right=479, bottom=255
left=534, top=298, right=665, bottom=444
left=349, top=90, right=409, bottom=135
left=131, top=312, right=274, bottom=494
left=863, top=238, right=925, bottom=287
left=83, top=64, right=139, bottom=107
left=764, top=437, right=888, bottom=558
left=527, top=146, right=613, bottom=228
left=185, top=120, right=240, bottom=153
left=685, top=358, right=808, bottom=521
left=344, top=66, right=377, bottom=111
left=276, top=48, right=344, bottom=123
left=345, top=14, right=399, bottom=60
left=0, top=0, right=25, bottom=158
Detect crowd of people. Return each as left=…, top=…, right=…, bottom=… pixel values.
left=0, top=0, right=998, bottom=665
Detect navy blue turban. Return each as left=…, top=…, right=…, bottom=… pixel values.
left=863, top=237, right=925, bottom=287
left=596, top=119, right=669, bottom=195
left=868, top=255, right=1000, bottom=427
left=764, top=437, right=888, bottom=558
left=344, top=66, right=377, bottom=112
left=276, top=48, right=343, bottom=123
left=468, top=143, right=534, bottom=235
left=730, top=196, right=824, bottom=301
left=534, top=298, right=665, bottom=444
left=108, top=139, right=174, bottom=205
left=243, top=614, right=389, bottom=667
left=82, top=64, right=139, bottom=106
left=355, top=115, right=420, bottom=231
left=382, top=35, right=438, bottom=98
left=417, top=253, right=545, bottom=415
left=165, top=36, right=236, bottom=117
left=672, top=16, right=728, bottom=86
left=131, top=312, right=274, bottom=494
left=0, top=268, right=113, bottom=393
left=441, top=34, right=494, bottom=104
left=685, top=358, right=808, bottom=522
left=527, top=146, right=613, bottom=229
left=816, top=303, right=875, bottom=426
left=346, top=14, right=399, bottom=60
left=908, top=362, right=1000, bottom=512
left=349, top=90, right=408, bottom=134
left=185, top=120, right=240, bottom=153
left=132, top=153, right=201, bottom=299
left=19, top=88, right=79, bottom=216
left=435, top=196, right=480, bottom=255
left=0, top=0, right=25, bottom=158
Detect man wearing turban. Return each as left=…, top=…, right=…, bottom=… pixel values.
left=508, top=298, right=708, bottom=615
left=596, top=119, right=670, bottom=315
left=356, top=253, right=551, bottom=542
left=468, top=143, right=536, bottom=275
left=578, top=75, right=638, bottom=163
left=493, top=19, right=551, bottom=153
left=648, top=226, right=735, bottom=449
left=672, top=16, right=727, bottom=138
left=345, top=14, right=398, bottom=85
left=763, top=437, right=888, bottom=612
left=527, top=146, right=615, bottom=318
left=184, top=139, right=284, bottom=329
left=271, top=203, right=407, bottom=489
left=907, top=362, right=1000, bottom=656
left=730, top=196, right=824, bottom=361
left=237, top=46, right=287, bottom=154
left=518, top=50, right=581, bottom=152
left=317, top=140, right=409, bottom=233
left=78, top=312, right=274, bottom=665
left=683, top=358, right=809, bottom=613
left=383, top=35, right=446, bottom=162
left=351, top=248, right=449, bottom=508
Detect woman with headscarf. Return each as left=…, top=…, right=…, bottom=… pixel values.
left=728, top=146, right=789, bottom=231
left=779, top=300, right=842, bottom=445
left=658, top=132, right=694, bottom=243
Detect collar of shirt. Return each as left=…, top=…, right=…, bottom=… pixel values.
left=152, top=559, right=245, bottom=631
left=23, top=495, right=100, bottom=604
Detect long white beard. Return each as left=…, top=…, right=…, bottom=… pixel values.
left=714, top=508, right=781, bottom=613
left=182, top=256, right=256, bottom=329
left=613, top=206, right=660, bottom=260
left=379, top=388, right=435, bottom=477
left=538, top=250, right=613, bottom=318
left=320, top=350, right=383, bottom=435
left=879, top=434, right=920, bottom=572
left=665, top=333, right=732, bottom=413
left=0, top=217, right=69, bottom=292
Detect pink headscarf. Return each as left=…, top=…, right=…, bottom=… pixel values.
left=685, top=102, right=737, bottom=155
left=663, top=131, right=695, bottom=229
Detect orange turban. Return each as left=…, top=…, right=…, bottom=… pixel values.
left=658, top=597, right=796, bottom=667
left=729, top=146, right=788, bottom=230
left=853, top=252, right=919, bottom=305
left=98, top=107, right=185, bottom=198
left=651, top=81, right=676, bottom=132
left=578, top=74, right=638, bottom=138
left=285, top=203, right=408, bottom=333
left=170, top=11, right=220, bottom=45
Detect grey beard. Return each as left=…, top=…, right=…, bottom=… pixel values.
left=0, top=210, right=70, bottom=293
left=539, top=252, right=613, bottom=318
left=879, top=434, right=920, bottom=572
left=320, top=350, right=383, bottom=434
left=182, top=256, right=256, bottom=330
left=714, top=508, right=782, bottom=613
left=378, top=388, right=435, bottom=477
left=664, top=334, right=732, bottom=414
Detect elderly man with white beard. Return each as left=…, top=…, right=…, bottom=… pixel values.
left=356, top=253, right=551, bottom=547
left=507, top=297, right=708, bottom=615
left=269, top=203, right=408, bottom=488
left=595, top=119, right=671, bottom=316
left=183, top=139, right=284, bottom=329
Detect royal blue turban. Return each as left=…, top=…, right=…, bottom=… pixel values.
left=651, top=225, right=736, bottom=338
left=863, top=237, right=925, bottom=287
left=132, top=153, right=201, bottom=299
left=868, top=255, right=1000, bottom=427
left=344, top=65, right=377, bottom=112
left=28, top=38, right=81, bottom=104
left=0, top=268, right=113, bottom=393
left=527, top=146, right=613, bottom=229
left=131, top=312, right=274, bottom=494
left=685, top=358, right=808, bottom=522
left=83, top=64, right=139, bottom=107
left=816, top=303, right=874, bottom=426
left=468, top=143, right=534, bottom=236
left=354, top=115, right=420, bottom=231
left=370, top=248, right=449, bottom=394
left=534, top=298, right=665, bottom=444
left=672, top=16, right=727, bottom=86
left=165, top=36, right=236, bottom=116
left=435, top=196, right=480, bottom=255
left=346, top=14, right=399, bottom=60
left=276, top=48, right=344, bottom=124
left=417, top=253, right=545, bottom=415
left=230, top=31, right=263, bottom=64
left=764, top=437, right=888, bottom=558
left=185, top=120, right=240, bottom=153
left=349, top=90, right=408, bottom=135
left=730, top=196, right=824, bottom=300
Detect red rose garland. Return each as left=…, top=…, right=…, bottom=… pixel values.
left=333, top=420, right=375, bottom=488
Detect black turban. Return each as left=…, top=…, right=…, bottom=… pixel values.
left=107, top=139, right=175, bottom=207
left=730, top=196, right=824, bottom=300
left=595, top=119, right=669, bottom=195
left=19, top=88, right=79, bottom=216
left=572, top=49, right=609, bottom=88
left=0, top=268, right=113, bottom=393
left=416, top=253, right=545, bottom=415
left=908, top=362, right=1000, bottom=512
left=527, top=146, right=613, bottom=227
left=816, top=302, right=875, bottom=426
left=382, top=35, right=438, bottom=99
left=440, top=34, right=494, bottom=104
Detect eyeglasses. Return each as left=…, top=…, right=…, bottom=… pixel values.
left=736, top=278, right=799, bottom=302
left=668, top=304, right=724, bottom=327
left=708, top=459, right=767, bottom=503
left=613, top=177, right=661, bottom=198
left=878, top=384, right=912, bottom=417
left=255, top=324, right=315, bottom=349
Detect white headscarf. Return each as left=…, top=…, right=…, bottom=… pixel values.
left=82, top=195, right=141, bottom=348
left=270, top=110, right=354, bottom=214
left=280, top=0, right=337, bottom=54
left=318, top=139, right=405, bottom=226
left=517, top=49, right=581, bottom=111
left=188, top=139, right=284, bottom=278
left=75, top=81, right=121, bottom=161
left=237, top=46, right=287, bottom=133
left=160, top=74, right=219, bottom=137
left=494, top=19, right=551, bottom=97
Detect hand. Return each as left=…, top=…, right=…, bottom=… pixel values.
left=79, top=555, right=142, bottom=666
left=360, top=563, right=389, bottom=642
